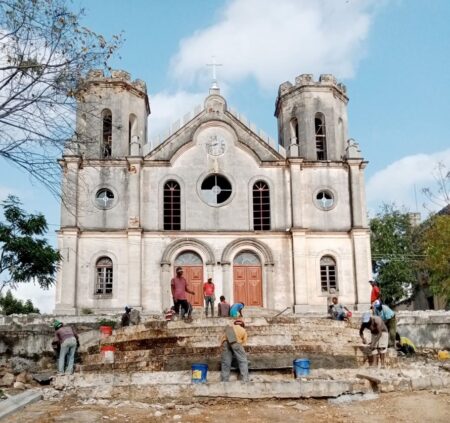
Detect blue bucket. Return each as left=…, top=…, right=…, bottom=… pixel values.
left=191, top=363, right=208, bottom=383
left=293, top=358, right=310, bottom=378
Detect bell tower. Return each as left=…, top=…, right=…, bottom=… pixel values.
left=75, top=69, right=150, bottom=159
left=274, top=74, right=348, bottom=160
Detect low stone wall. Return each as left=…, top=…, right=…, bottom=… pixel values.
left=396, top=311, right=450, bottom=350
left=0, top=311, right=449, bottom=363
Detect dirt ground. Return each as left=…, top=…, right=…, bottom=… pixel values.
left=4, top=389, right=450, bottom=423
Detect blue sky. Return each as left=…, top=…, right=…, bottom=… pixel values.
left=1, top=0, right=449, bottom=311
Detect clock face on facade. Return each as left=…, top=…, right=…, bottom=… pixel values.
left=206, top=134, right=226, bottom=156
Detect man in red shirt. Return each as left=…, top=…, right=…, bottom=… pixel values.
left=171, top=267, right=195, bottom=321
left=369, top=280, right=381, bottom=304
left=203, top=277, right=215, bottom=317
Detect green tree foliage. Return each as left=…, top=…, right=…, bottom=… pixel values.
left=0, top=195, right=61, bottom=293
left=0, top=0, right=122, bottom=193
left=0, top=289, right=40, bottom=315
left=370, top=204, right=419, bottom=305
left=420, top=214, right=450, bottom=301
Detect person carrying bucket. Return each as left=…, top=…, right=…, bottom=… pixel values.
left=220, top=319, right=249, bottom=382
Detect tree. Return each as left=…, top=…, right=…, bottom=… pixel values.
left=422, top=162, right=450, bottom=211
left=420, top=214, right=450, bottom=303
left=0, top=0, right=121, bottom=194
left=370, top=204, right=420, bottom=305
left=0, top=194, right=61, bottom=293
left=0, top=289, right=40, bottom=314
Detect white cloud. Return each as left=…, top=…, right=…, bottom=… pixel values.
left=171, top=0, right=379, bottom=89
left=367, top=149, right=450, bottom=215
left=148, top=90, right=205, bottom=143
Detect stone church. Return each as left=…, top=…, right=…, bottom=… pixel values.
left=54, top=69, right=372, bottom=315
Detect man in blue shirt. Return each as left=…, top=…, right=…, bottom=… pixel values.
left=373, top=300, right=396, bottom=347
left=230, top=302, right=245, bottom=318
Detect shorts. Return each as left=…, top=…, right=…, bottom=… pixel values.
left=371, top=332, right=389, bottom=355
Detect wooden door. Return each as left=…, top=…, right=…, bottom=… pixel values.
left=233, top=266, right=262, bottom=306
left=178, top=266, right=203, bottom=307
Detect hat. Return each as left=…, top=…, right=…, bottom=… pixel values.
left=53, top=320, right=63, bottom=329
left=234, top=319, right=245, bottom=328
left=176, top=267, right=183, bottom=272
left=361, top=312, right=371, bottom=324
left=125, top=306, right=132, bottom=312
left=369, top=280, right=375, bottom=284
left=373, top=299, right=381, bottom=308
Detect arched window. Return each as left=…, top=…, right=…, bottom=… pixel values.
left=128, top=113, right=138, bottom=154
left=253, top=181, right=271, bottom=230
left=95, top=256, right=113, bottom=295
left=290, top=118, right=299, bottom=144
left=102, top=109, right=112, bottom=158
left=164, top=180, right=181, bottom=230
left=320, top=256, right=337, bottom=292
left=315, top=113, right=327, bottom=160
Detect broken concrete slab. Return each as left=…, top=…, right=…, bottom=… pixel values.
left=0, top=390, right=42, bottom=420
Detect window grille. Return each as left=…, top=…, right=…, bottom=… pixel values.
left=95, top=257, right=113, bottom=295
left=163, top=180, right=181, bottom=230
left=253, top=181, right=271, bottom=230
left=320, top=256, right=337, bottom=292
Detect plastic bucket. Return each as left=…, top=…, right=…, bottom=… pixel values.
left=101, top=345, right=115, bottom=363
left=191, top=363, right=208, bottom=383
left=293, top=358, right=310, bottom=378
left=100, top=325, right=113, bottom=338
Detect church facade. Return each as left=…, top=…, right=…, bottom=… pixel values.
left=54, top=70, right=372, bottom=315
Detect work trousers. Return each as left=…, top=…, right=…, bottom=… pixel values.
left=204, top=296, right=215, bottom=317
left=220, top=342, right=249, bottom=382
left=58, top=337, right=77, bottom=374
left=386, top=317, right=397, bottom=347
left=174, top=299, right=191, bottom=319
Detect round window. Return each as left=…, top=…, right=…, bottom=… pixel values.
left=95, top=188, right=115, bottom=209
left=200, top=174, right=232, bottom=206
left=315, top=190, right=334, bottom=210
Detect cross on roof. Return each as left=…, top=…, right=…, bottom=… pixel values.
left=206, top=56, right=223, bottom=89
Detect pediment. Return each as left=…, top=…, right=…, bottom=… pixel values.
left=145, top=94, right=284, bottom=163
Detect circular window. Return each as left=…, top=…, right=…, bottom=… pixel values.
left=315, top=190, right=334, bottom=210
left=200, top=174, right=232, bottom=206
left=95, top=188, right=115, bottom=209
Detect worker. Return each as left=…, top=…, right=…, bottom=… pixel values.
left=220, top=319, right=249, bottom=382
left=230, top=302, right=245, bottom=318
left=369, top=280, right=381, bottom=305
left=395, top=332, right=416, bottom=356
left=121, top=306, right=132, bottom=327
left=328, top=297, right=351, bottom=321
left=373, top=300, right=397, bottom=347
left=53, top=320, right=79, bottom=375
left=218, top=295, right=231, bottom=317
left=359, top=312, right=389, bottom=367
left=171, top=267, right=195, bottom=322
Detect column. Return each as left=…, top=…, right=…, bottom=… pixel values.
left=289, top=162, right=304, bottom=228
left=160, top=263, right=172, bottom=311
left=54, top=228, right=79, bottom=314
left=348, top=159, right=364, bottom=228
left=126, top=157, right=142, bottom=229
left=60, top=156, right=80, bottom=228
left=351, top=229, right=372, bottom=310
left=221, top=262, right=231, bottom=303
left=292, top=230, right=309, bottom=313
left=127, top=229, right=142, bottom=309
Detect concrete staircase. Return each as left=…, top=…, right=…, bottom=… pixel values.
left=81, top=315, right=368, bottom=373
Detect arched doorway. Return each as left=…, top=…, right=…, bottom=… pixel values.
left=233, top=251, right=262, bottom=306
left=174, top=251, right=203, bottom=307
